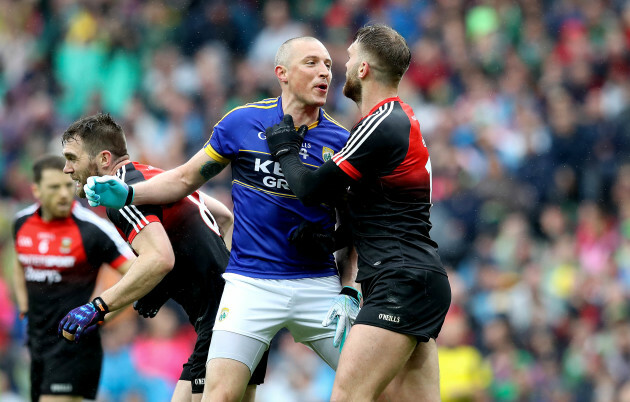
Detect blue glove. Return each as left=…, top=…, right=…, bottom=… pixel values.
left=84, top=176, right=134, bottom=209
left=58, top=297, right=109, bottom=343
left=322, top=287, right=361, bottom=350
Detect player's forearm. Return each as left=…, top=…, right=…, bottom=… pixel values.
left=200, top=192, right=234, bottom=249
left=12, top=261, right=28, bottom=314
left=277, top=155, right=343, bottom=206
left=335, top=247, right=360, bottom=290
left=98, top=253, right=173, bottom=311
left=131, top=165, right=204, bottom=206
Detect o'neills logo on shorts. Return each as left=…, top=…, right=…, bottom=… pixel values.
left=51, top=383, right=73, bottom=393
left=378, top=314, right=400, bottom=323
left=195, top=378, right=205, bottom=385
left=219, top=308, right=229, bottom=322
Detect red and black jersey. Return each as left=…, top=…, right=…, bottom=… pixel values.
left=106, top=162, right=229, bottom=320
left=333, top=97, right=444, bottom=280
left=13, top=202, right=132, bottom=351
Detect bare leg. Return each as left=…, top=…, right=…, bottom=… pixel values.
left=201, top=358, right=251, bottom=402
left=242, top=385, right=258, bottom=402
left=330, top=324, right=417, bottom=402
left=171, top=380, right=193, bottom=402
left=381, top=339, right=440, bottom=402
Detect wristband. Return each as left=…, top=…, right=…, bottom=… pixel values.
left=92, top=297, right=109, bottom=314
left=340, top=286, right=362, bottom=303
left=125, top=186, right=134, bottom=206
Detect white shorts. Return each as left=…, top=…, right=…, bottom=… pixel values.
left=212, top=273, right=342, bottom=344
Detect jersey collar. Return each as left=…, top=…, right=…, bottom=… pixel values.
left=355, top=96, right=401, bottom=128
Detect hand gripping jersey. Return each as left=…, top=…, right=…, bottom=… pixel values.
left=13, top=202, right=133, bottom=351
left=204, top=97, right=350, bottom=279
left=332, top=97, right=445, bottom=281
left=106, top=162, right=229, bottom=318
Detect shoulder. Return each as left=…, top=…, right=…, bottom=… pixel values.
left=14, top=203, right=38, bottom=222
left=13, top=204, right=38, bottom=230
left=215, top=98, right=279, bottom=128
left=356, top=101, right=409, bottom=136
left=116, top=162, right=158, bottom=185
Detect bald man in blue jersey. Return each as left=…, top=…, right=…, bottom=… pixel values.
left=83, top=37, right=359, bottom=401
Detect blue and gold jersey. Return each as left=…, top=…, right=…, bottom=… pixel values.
left=204, top=97, right=349, bottom=279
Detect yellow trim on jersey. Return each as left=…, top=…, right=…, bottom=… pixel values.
left=213, top=98, right=279, bottom=128
left=232, top=179, right=298, bottom=199
left=323, top=111, right=348, bottom=131
left=204, top=145, right=231, bottom=164
left=240, top=149, right=271, bottom=156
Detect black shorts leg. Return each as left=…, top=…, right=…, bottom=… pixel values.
left=356, top=268, right=451, bottom=341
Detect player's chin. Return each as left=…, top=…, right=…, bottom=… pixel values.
left=75, top=186, right=86, bottom=199
left=53, top=206, right=72, bottom=218
left=310, top=95, right=327, bottom=108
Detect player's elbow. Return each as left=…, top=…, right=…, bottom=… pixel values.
left=152, top=250, right=175, bottom=276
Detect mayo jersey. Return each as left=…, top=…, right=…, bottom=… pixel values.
left=332, top=97, right=445, bottom=281
left=204, top=97, right=349, bottom=279
left=13, top=202, right=133, bottom=351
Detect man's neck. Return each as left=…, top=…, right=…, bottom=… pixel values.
left=107, top=159, right=132, bottom=176
left=281, top=95, right=320, bottom=127
left=357, top=82, right=398, bottom=117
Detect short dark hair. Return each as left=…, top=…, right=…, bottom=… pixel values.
left=353, top=24, right=411, bottom=85
left=61, top=113, right=128, bottom=159
left=33, top=155, right=66, bottom=183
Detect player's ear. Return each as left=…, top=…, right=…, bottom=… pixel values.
left=358, top=61, right=369, bottom=79
left=32, top=183, right=41, bottom=201
left=99, top=150, right=113, bottom=170
left=275, top=65, right=288, bottom=84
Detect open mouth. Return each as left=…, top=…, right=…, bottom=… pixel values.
left=316, top=83, right=328, bottom=92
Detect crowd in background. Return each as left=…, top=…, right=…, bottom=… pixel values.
left=2, top=0, right=630, bottom=400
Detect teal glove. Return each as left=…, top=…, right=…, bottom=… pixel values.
left=84, top=176, right=134, bottom=209
left=322, top=286, right=361, bottom=350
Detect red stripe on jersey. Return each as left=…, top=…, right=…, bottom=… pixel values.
left=333, top=157, right=362, bottom=180
left=109, top=254, right=129, bottom=269
left=127, top=215, right=161, bottom=244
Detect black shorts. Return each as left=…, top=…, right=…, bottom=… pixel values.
left=355, top=267, right=451, bottom=342
left=30, top=339, right=102, bottom=401
left=180, top=307, right=269, bottom=393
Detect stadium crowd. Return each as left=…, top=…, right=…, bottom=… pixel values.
left=2, top=0, right=630, bottom=400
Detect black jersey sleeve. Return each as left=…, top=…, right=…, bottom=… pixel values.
left=106, top=204, right=164, bottom=244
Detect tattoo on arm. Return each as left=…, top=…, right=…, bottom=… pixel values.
left=199, top=160, right=225, bottom=181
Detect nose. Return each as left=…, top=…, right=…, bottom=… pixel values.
left=63, top=161, right=73, bottom=174
left=319, top=62, right=330, bottom=77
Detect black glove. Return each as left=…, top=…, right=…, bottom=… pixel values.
left=265, top=114, right=307, bottom=158
left=134, top=290, right=170, bottom=318
left=289, top=221, right=335, bottom=259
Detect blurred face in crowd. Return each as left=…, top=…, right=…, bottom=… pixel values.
left=62, top=137, right=102, bottom=198
left=343, top=41, right=363, bottom=103
left=33, top=169, right=75, bottom=221
left=283, top=38, right=332, bottom=108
